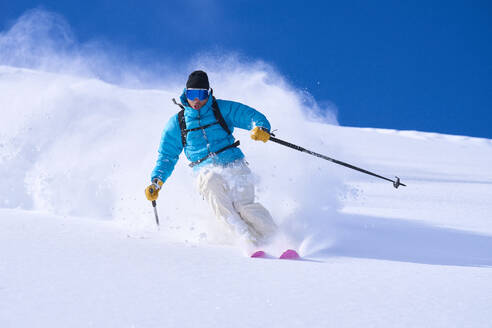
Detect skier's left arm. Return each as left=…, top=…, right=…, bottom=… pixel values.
left=217, top=99, right=271, bottom=132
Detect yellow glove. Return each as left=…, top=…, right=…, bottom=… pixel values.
left=145, top=179, right=163, bottom=201
left=250, top=126, right=270, bottom=143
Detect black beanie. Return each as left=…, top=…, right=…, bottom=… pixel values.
left=186, top=70, right=210, bottom=89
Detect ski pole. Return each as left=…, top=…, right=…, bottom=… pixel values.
left=151, top=200, right=160, bottom=227
left=148, top=183, right=161, bottom=227
left=268, top=134, right=406, bottom=189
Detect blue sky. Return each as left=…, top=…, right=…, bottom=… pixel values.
left=2, top=0, right=491, bottom=138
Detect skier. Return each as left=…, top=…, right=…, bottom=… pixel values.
left=145, top=70, right=277, bottom=246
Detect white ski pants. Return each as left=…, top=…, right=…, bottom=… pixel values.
left=196, top=161, right=277, bottom=245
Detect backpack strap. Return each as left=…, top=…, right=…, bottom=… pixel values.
left=211, top=97, right=231, bottom=135
left=171, top=97, right=232, bottom=148
left=189, top=140, right=240, bottom=168
left=177, top=109, right=187, bottom=147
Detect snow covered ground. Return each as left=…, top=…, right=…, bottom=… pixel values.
left=1, top=65, right=492, bottom=327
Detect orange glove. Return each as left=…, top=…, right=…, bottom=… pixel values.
left=250, top=126, right=270, bottom=143
left=145, top=178, right=163, bottom=201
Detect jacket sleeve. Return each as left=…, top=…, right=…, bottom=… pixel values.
left=151, top=114, right=183, bottom=183
left=217, top=100, right=271, bottom=132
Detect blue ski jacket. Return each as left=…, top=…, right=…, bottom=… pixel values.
left=151, top=90, right=271, bottom=183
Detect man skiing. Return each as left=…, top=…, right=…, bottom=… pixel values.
left=145, top=70, right=277, bottom=246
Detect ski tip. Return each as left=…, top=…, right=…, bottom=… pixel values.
left=279, top=249, right=300, bottom=260
left=251, top=250, right=267, bottom=258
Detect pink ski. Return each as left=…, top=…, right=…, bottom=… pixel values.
left=251, top=250, right=267, bottom=258
left=279, top=249, right=300, bottom=260
left=251, top=249, right=300, bottom=260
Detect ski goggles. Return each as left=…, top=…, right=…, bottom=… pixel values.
left=186, top=88, right=209, bottom=101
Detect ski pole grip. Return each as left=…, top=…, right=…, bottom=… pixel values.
left=259, top=126, right=275, bottom=137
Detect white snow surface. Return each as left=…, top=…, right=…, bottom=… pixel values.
left=1, top=65, right=492, bottom=328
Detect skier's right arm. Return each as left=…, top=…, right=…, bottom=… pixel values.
left=150, top=114, right=184, bottom=185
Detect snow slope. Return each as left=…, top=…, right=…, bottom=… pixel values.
left=1, top=66, right=492, bottom=327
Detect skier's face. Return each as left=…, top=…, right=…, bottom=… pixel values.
left=187, top=97, right=208, bottom=110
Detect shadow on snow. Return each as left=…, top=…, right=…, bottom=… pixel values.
left=305, top=213, right=492, bottom=268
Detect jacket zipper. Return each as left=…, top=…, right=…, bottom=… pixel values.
left=197, top=109, right=213, bottom=162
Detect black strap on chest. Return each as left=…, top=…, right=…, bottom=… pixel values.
left=172, top=96, right=239, bottom=167
left=175, top=97, right=231, bottom=147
